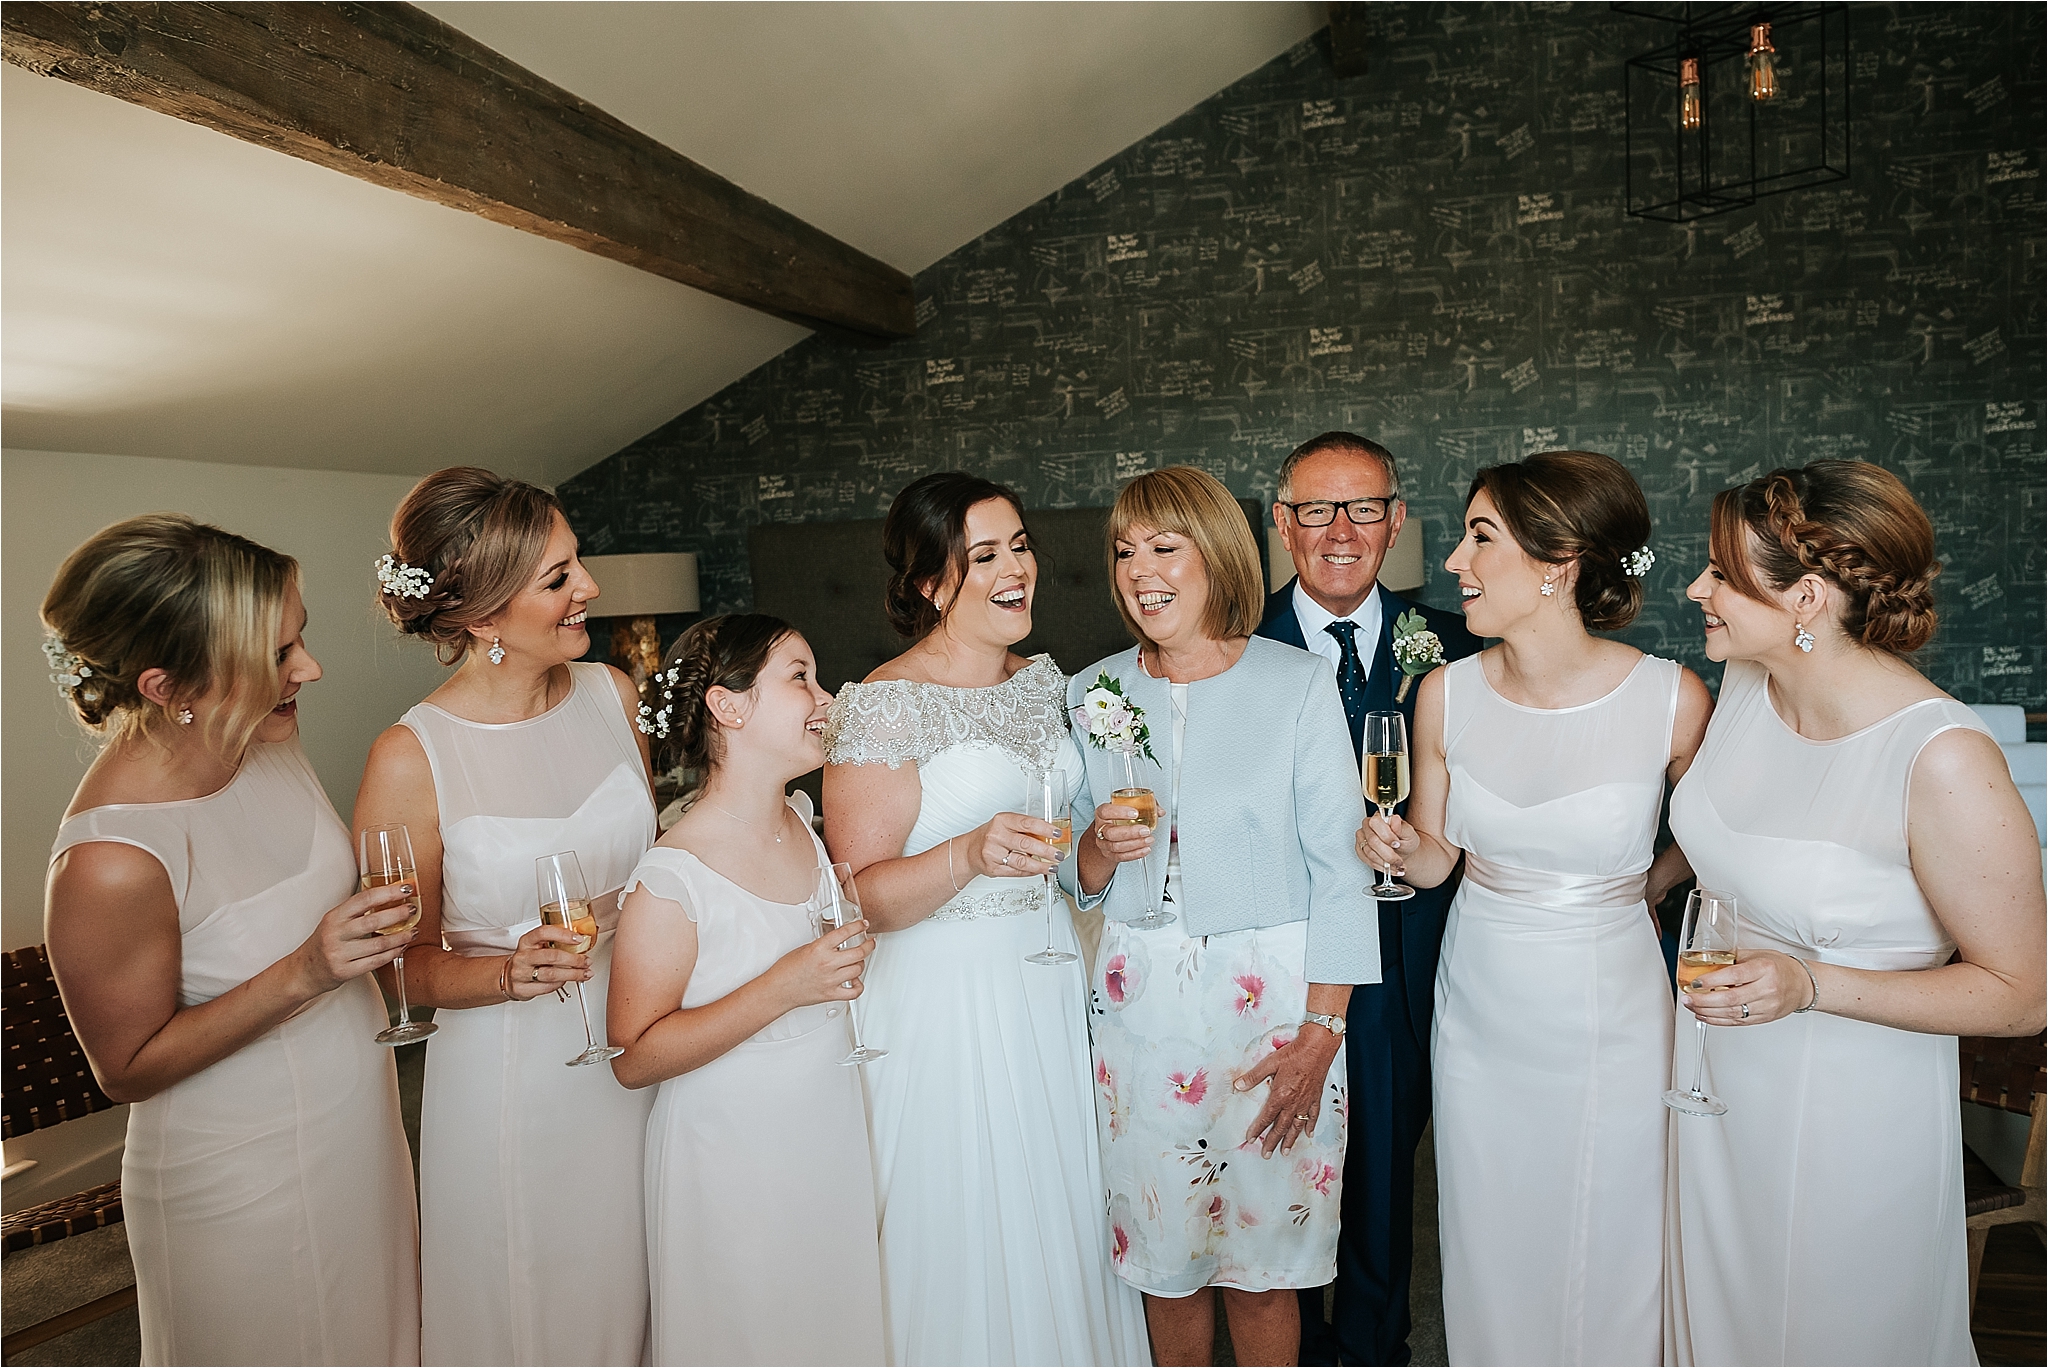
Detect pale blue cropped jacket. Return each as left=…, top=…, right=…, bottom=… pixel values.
left=1058, top=636, right=1381, bottom=986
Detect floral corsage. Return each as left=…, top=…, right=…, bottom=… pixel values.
left=1074, top=672, right=1156, bottom=784
left=1391, top=609, right=1445, bottom=704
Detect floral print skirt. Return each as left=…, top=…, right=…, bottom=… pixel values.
left=1090, top=916, right=1346, bottom=1298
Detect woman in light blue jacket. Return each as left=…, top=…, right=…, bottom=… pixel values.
left=1065, top=465, right=1377, bottom=1367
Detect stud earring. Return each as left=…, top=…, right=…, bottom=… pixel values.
left=1794, top=622, right=1816, bottom=653
left=1539, top=575, right=1557, bottom=598
left=488, top=636, right=506, bottom=665
left=176, top=707, right=194, bottom=725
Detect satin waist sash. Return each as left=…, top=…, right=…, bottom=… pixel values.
left=441, top=889, right=623, bottom=956
left=1461, top=854, right=1647, bottom=914
left=1730, top=919, right=1956, bottom=974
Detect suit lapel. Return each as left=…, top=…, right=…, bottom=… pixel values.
left=1261, top=580, right=1309, bottom=650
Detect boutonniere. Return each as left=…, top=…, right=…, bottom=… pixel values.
left=1074, top=672, right=1157, bottom=778
left=1390, top=609, right=1445, bottom=704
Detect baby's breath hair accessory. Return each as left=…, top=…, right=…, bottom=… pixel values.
left=1623, top=545, right=1656, bottom=578
left=636, top=664, right=682, bottom=738
left=42, top=632, right=92, bottom=694
left=376, top=553, right=435, bottom=600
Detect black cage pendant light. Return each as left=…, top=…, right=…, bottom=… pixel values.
left=1617, top=2, right=1851, bottom=222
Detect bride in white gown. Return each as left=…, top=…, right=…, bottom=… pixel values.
left=824, top=474, right=1150, bottom=1366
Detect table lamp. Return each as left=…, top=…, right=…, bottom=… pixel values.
left=580, top=553, right=700, bottom=692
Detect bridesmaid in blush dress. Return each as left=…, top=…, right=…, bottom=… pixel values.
left=610, top=615, right=884, bottom=1367
left=42, top=515, right=420, bottom=1366
left=355, top=469, right=657, bottom=1366
left=1664, top=463, right=2044, bottom=1366
left=1361, top=453, right=1711, bottom=1366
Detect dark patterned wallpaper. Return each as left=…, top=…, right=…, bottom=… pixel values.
left=560, top=2, right=2045, bottom=707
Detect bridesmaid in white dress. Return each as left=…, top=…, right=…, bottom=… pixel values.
left=1664, top=462, right=2044, bottom=1366
left=42, top=514, right=420, bottom=1366
left=610, top=615, right=884, bottom=1367
left=355, top=469, right=657, bottom=1366
left=1362, top=452, right=1710, bottom=1366
left=824, top=473, right=1151, bottom=1366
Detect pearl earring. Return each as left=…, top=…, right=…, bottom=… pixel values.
left=1539, top=575, right=1557, bottom=598
left=488, top=636, right=506, bottom=665
left=176, top=707, right=194, bottom=725
left=1794, top=622, right=1816, bottom=653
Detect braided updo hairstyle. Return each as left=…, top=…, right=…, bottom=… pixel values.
left=1467, top=451, right=1653, bottom=631
left=650, top=613, right=797, bottom=776
left=881, top=472, right=1030, bottom=640
left=1709, top=461, right=1939, bottom=654
left=380, top=467, right=564, bottom=664
left=40, top=513, right=298, bottom=757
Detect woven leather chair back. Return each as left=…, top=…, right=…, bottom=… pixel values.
left=1960, top=1032, right=2048, bottom=1116
left=3, top=945, right=114, bottom=1139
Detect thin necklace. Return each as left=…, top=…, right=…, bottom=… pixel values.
left=706, top=799, right=783, bottom=843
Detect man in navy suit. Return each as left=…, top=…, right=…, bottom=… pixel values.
left=1257, top=432, right=1482, bottom=1366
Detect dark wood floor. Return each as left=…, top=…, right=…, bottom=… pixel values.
left=1974, top=1223, right=2047, bottom=1367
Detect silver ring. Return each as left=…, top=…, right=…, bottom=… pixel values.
left=1001, top=851, right=1013, bottom=867
left=531, top=967, right=541, bottom=983
left=1739, top=1002, right=1751, bottom=1020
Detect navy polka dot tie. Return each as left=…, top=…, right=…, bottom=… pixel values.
left=1324, top=620, right=1368, bottom=762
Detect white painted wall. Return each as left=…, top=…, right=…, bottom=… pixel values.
left=2, top=448, right=450, bottom=949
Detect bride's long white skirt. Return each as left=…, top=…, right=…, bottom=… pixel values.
left=860, top=896, right=1151, bottom=1366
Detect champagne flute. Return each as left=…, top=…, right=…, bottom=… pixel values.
left=1663, top=888, right=1738, bottom=1117
left=535, top=851, right=622, bottom=1067
left=1025, top=767, right=1080, bottom=966
left=814, top=862, right=885, bottom=1065
left=361, top=824, right=436, bottom=1046
left=1362, top=711, right=1416, bottom=901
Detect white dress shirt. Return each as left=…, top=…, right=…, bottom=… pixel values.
left=1293, top=580, right=1384, bottom=683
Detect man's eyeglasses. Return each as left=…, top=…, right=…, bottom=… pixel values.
left=1279, top=498, right=1396, bottom=527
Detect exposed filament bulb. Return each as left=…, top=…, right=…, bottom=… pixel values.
left=1680, top=55, right=1703, bottom=130
left=1748, top=23, right=1779, bottom=102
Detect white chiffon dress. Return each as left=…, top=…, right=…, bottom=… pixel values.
left=406, top=662, right=657, bottom=1366
left=625, top=792, right=886, bottom=1367
left=1432, top=653, right=1679, bottom=1366
left=50, top=739, right=420, bottom=1367
left=1665, top=659, right=1987, bottom=1366
left=826, top=655, right=1151, bottom=1367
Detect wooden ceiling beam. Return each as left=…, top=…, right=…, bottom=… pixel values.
left=2, top=2, right=916, bottom=340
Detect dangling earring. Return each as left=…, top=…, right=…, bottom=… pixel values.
left=176, top=707, right=194, bottom=725
left=1539, top=573, right=1557, bottom=598
left=488, top=636, right=506, bottom=665
left=1793, top=622, right=1816, bottom=653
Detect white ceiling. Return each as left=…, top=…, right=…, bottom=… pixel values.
left=2, top=2, right=1321, bottom=486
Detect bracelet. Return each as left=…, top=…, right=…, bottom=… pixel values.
left=946, top=836, right=964, bottom=893
left=498, top=955, right=516, bottom=1002
left=1790, top=955, right=1821, bottom=1014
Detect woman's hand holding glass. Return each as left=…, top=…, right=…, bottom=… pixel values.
left=769, top=918, right=873, bottom=1010
left=966, top=811, right=1064, bottom=879
left=1681, top=949, right=1815, bottom=1026
left=1089, top=802, right=1155, bottom=864
left=1355, top=810, right=1414, bottom=879
left=298, top=883, right=421, bottom=995
left=503, top=922, right=593, bottom=1001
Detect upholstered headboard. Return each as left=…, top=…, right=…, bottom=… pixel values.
left=749, top=500, right=1270, bottom=693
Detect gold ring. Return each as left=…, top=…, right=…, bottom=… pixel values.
left=1294, top=1114, right=1310, bottom=1122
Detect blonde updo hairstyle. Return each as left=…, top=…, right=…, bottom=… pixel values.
left=39, top=513, right=298, bottom=760
left=1709, top=460, right=1939, bottom=654
left=381, top=467, right=565, bottom=664
left=651, top=613, right=797, bottom=776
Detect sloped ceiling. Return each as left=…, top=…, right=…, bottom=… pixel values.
left=2, top=2, right=1321, bottom=485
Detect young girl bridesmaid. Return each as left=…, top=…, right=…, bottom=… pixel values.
left=609, top=614, right=884, bottom=1368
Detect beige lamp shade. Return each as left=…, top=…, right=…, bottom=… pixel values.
left=1266, top=522, right=1425, bottom=595
left=581, top=553, right=700, bottom=617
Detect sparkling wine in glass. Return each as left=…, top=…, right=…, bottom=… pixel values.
left=1362, top=711, right=1416, bottom=901
left=1663, top=888, right=1738, bottom=1117
left=361, top=823, right=436, bottom=1047
left=815, top=862, right=885, bottom=1064
left=1025, top=767, right=1080, bottom=966
left=536, top=851, right=622, bottom=1067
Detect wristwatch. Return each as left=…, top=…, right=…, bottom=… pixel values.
left=1301, top=1011, right=1346, bottom=1038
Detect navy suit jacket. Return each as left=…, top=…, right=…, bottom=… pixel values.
left=1255, top=578, right=1482, bottom=1045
